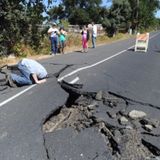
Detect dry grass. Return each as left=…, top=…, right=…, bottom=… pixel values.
left=0, top=33, right=133, bottom=67
left=0, top=55, right=52, bottom=67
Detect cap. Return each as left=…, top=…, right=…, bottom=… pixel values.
left=52, top=22, right=57, bottom=26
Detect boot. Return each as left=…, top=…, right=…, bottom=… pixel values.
left=5, top=74, right=17, bottom=87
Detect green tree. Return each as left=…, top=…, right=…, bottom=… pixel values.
left=0, top=0, right=25, bottom=54
left=102, top=0, right=160, bottom=36
left=102, top=0, right=131, bottom=36
left=48, top=0, right=103, bottom=25
left=47, top=4, right=65, bottom=22
left=0, top=0, right=45, bottom=55
left=128, top=0, right=160, bottom=32
left=138, top=0, right=160, bottom=30
left=25, top=1, right=45, bottom=48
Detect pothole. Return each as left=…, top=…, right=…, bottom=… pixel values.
left=43, top=82, right=160, bottom=159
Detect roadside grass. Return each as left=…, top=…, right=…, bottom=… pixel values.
left=0, top=33, right=133, bottom=67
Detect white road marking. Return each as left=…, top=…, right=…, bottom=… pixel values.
left=0, top=85, right=36, bottom=108
left=58, top=47, right=132, bottom=82
left=58, top=32, right=159, bottom=82
left=0, top=32, right=159, bottom=108
left=69, top=77, right=80, bottom=84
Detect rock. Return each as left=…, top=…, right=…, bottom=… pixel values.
left=126, top=104, right=160, bottom=120
left=95, top=91, right=103, bottom=101
left=113, top=130, right=121, bottom=142
left=131, top=120, right=144, bottom=131
left=144, top=124, right=153, bottom=132
left=140, top=118, right=160, bottom=128
left=94, top=112, right=121, bottom=128
left=87, top=101, right=98, bottom=110
left=106, top=105, right=125, bottom=118
left=75, top=95, right=92, bottom=106
left=128, top=110, right=147, bottom=119
left=102, top=92, right=126, bottom=108
left=149, top=119, right=160, bottom=128
left=119, top=109, right=128, bottom=116
left=119, top=116, right=129, bottom=125
left=125, top=125, right=133, bottom=130
left=107, top=112, right=117, bottom=119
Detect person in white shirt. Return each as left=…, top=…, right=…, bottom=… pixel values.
left=91, top=22, right=97, bottom=48
left=48, top=23, right=59, bottom=55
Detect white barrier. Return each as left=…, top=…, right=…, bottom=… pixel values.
left=135, top=33, right=149, bottom=52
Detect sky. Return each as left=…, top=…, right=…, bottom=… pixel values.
left=43, top=0, right=160, bottom=18
left=156, top=10, right=160, bottom=18
left=43, top=0, right=112, bottom=9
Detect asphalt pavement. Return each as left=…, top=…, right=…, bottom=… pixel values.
left=0, top=32, right=160, bottom=159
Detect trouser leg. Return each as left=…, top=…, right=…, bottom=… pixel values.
left=51, top=37, right=55, bottom=54
left=11, top=63, right=32, bottom=85
left=54, top=37, right=58, bottom=54
left=92, top=36, right=96, bottom=48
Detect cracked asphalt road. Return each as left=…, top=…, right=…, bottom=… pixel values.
left=0, top=32, right=160, bottom=160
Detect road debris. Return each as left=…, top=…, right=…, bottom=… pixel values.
left=42, top=81, right=160, bottom=159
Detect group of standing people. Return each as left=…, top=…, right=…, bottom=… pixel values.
left=48, top=23, right=67, bottom=55
left=81, top=22, right=97, bottom=53
left=48, top=22, right=97, bottom=55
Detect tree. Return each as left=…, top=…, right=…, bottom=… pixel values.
left=102, top=0, right=160, bottom=36
left=69, top=9, right=91, bottom=25
left=0, top=0, right=25, bottom=54
left=47, top=4, right=65, bottom=22
left=138, top=0, right=160, bottom=30
left=0, top=0, right=45, bottom=55
left=25, top=0, right=45, bottom=48
left=47, top=0, right=103, bottom=25
left=128, top=0, right=160, bottom=32
left=102, top=0, right=131, bottom=36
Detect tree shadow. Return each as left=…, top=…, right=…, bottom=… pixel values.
left=75, top=50, right=82, bottom=53
left=127, top=48, right=135, bottom=52
left=153, top=49, right=160, bottom=54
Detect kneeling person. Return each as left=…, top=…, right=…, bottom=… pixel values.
left=10, top=58, right=48, bottom=86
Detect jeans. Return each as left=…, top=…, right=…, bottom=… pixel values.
left=11, top=62, right=32, bottom=85
left=92, top=36, right=96, bottom=48
left=50, top=37, right=58, bottom=54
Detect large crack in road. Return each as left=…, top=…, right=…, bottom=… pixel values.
left=1, top=63, right=160, bottom=159
left=42, top=81, right=160, bottom=160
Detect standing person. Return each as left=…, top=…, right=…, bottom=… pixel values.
left=3, top=58, right=48, bottom=87
left=81, top=25, right=88, bottom=53
left=59, top=27, right=67, bottom=54
left=86, top=25, right=90, bottom=49
left=91, top=22, right=97, bottom=48
left=48, top=23, right=59, bottom=55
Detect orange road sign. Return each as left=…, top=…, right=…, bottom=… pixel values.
left=135, top=33, right=149, bottom=52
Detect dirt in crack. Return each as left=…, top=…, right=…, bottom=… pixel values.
left=43, top=88, right=160, bottom=159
